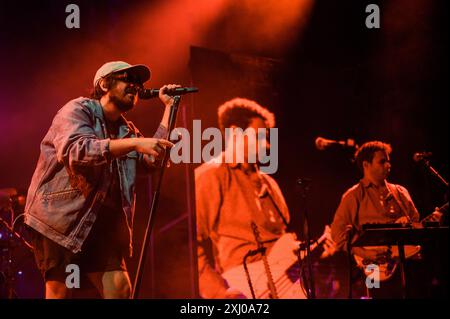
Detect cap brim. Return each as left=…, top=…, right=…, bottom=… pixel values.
left=112, top=64, right=151, bottom=84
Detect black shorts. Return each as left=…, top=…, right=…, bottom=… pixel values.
left=31, top=206, right=129, bottom=281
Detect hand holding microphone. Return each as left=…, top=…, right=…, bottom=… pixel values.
left=158, top=84, right=182, bottom=106
left=138, top=84, right=199, bottom=101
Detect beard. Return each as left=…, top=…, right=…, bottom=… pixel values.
left=109, top=86, right=137, bottom=112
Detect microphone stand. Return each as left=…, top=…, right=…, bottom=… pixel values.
left=1, top=208, right=16, bottom=299
left=0, top=208, right=33, bottom=299
left=132, top=96, right=181, bottom=299
left=297, top=178, right=315, bottom=299
left=346, top=226, right=354, bottom=299
left=421, top=158, right=449, bottom=188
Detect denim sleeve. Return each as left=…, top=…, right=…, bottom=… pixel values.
left=52, top=101, right=110, bottom=169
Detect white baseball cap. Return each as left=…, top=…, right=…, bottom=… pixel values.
left=93, top=61, right=151, bottom=87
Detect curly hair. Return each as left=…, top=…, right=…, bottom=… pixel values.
left=355, top=141, right=392, bottom=172
left=217, top=98, right=275, bottom=131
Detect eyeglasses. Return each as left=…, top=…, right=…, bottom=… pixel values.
left=111, top=72, right=143, bottom=89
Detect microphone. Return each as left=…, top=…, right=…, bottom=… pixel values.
left=315, top=137, right=358, bottom=151
left=413, top=151, right=432, bottom=162
left=138, top=87, right=199, bottom=99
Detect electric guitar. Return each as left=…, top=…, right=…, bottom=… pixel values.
left=353, top=244, right=421, bottom=281
left=353, top=214, right=426, bottom=281
left=222, top=231, right=328, bottom=299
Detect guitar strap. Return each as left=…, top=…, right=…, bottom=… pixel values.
left=386, top=182, right=412, bottom=223
left=257, top=170, right=289, bottom=228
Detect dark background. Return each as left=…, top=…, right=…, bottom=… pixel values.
left=0, top=0, right=448, bottom=298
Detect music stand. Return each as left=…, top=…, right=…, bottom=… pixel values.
left=351, top=223, right=449, bottom=298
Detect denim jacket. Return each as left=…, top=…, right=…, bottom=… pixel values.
left=24, top=97, right=167, bottom=254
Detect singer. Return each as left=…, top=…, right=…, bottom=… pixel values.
left=23, top=61, right=178, bottom=299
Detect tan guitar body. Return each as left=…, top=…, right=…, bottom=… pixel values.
left=222, top=232, right=327, bottom=299
left=354, top=245, right=421, bottom=281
